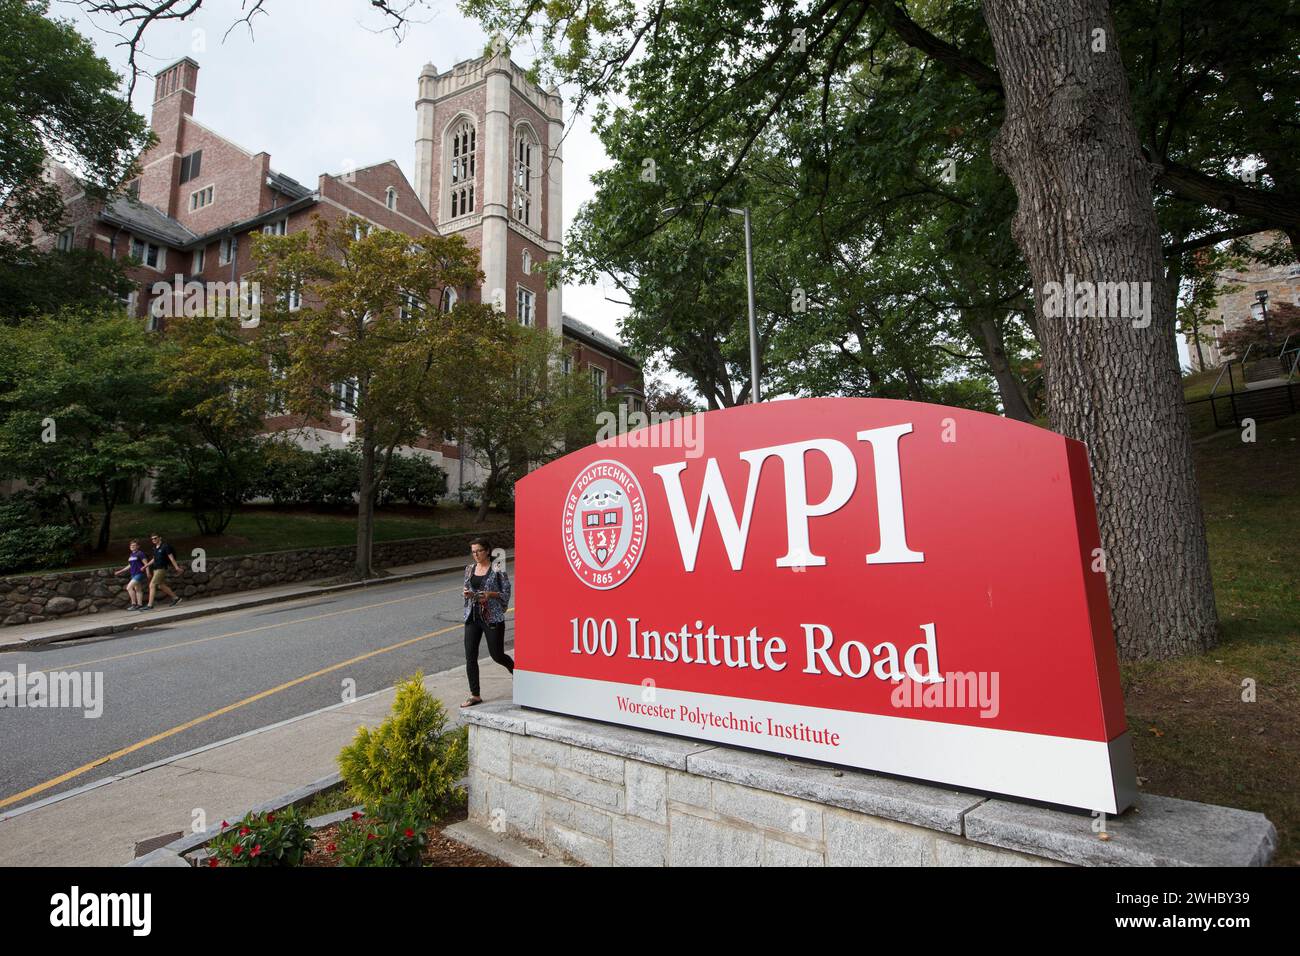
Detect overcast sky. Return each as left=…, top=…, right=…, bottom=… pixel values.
left=54, top=0, right=631, bottom=346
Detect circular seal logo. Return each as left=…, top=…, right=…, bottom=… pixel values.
left=562, top=459, right=647, bottom=590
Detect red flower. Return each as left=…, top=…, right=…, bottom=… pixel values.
left=404, top=828, right=415, bottom=838
left=351, top=811, right=363, bottom=821
left=232, top=844, right=243, bottom=856
left=266, top=813, right=275, bottom=823
left=251, top=844, right=262, bottom=858
left=221, top=820, right=229, bottom=830
left=367, top=832, right=376, bottom=841
left=207, top=858, right=218, bottom=868
left=239, top=826, right=250, bottom=836
left=326, top=843, right=336, bottom=853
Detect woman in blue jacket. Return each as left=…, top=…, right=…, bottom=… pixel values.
left=461, top=538, right=514, bottom=706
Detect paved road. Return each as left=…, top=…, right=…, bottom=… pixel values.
left=0, top=574, right=514, bottom=813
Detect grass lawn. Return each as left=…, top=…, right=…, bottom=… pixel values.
left=54, top=502, right=514, bottom=573
left=1124, top=410, right=1299, bottom=865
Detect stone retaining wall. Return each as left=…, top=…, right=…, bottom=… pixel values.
left=0, top=528, right=513, bottom=627
left=463, top=702, right=1277, bottom=867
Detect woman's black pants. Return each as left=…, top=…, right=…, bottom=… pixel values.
left=464, top=616, right=514, bottom=696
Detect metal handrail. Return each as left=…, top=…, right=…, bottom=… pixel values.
left=1288, top=348, right=1300, bottom=381
left=1210, top=362, right=1231, bottom=397
left=1240, top=343, right=1257, bottom=367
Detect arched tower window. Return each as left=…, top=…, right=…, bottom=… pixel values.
left=513, top=127, right=536, bottom=227
left=449, top=119, right=476, bottom=218
left=386, top=186, right=397, bottom=210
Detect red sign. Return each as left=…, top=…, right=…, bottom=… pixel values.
left=513, top=398, right=1135, bottom=813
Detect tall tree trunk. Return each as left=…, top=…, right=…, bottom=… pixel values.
left=95, top=480, right=115, bottom=553
left=963, top=309, right=1035, bottom=421
left=355, top=421, right=376, bottom=579
left=981, top=0, right=1218, bottom=660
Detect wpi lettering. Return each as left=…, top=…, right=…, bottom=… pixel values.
left=651, top=423, right=924, bottom=571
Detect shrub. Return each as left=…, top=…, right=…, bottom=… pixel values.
left=208, top=806, right=312, bottom=867
left=376, top=453, right=449, bottom=508
left=337, top=672, right=468, bottom=811
left=152, top=441, right=262, bottom=535
left=335, top=795, right=433, bottom=867
left=0, top=494, right=84, bottom=575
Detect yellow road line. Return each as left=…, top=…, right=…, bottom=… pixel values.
left=0, top=607, right=514, bottom=812
left=52, top=585, right=461, bottom=671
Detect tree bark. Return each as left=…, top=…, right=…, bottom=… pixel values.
left=355, top=420, right=376, bottom=579
left=981, top=0, right=1218, bottom=660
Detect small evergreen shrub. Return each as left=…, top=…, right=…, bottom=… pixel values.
left=337, top=672, right=468, bottom=811
left=208, top=806, right=312, bottom=867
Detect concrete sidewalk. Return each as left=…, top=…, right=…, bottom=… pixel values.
left=0, top=552, right=500, bottom=649
left=0, top=665, right=514, bottom=866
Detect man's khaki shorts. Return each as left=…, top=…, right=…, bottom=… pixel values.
left=151, top=569, right=168, bottom=586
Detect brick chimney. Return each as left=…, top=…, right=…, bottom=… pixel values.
left=139, top=58, right=199, bottom=216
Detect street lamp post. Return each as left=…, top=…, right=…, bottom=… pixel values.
left=662, top=204, right=761, bottom=403
left=1254, top=289, right=1274, bottom=347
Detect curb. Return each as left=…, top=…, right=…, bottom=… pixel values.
left=0, top=561, right=469, bottom=649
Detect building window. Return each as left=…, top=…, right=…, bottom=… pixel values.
left=400, top=292, right=424, bottom=321
left=219, top=235, right=237, bottom=265
left=441, top=287, right=459, bottom=313
left=562, top=355, right=573, bottom=376
left=517, top=286, right=535, bottom=327
left=179, top=150, right=203, bottom=184
left=591, top=366, right=606, bottom=399
left=263, top=218, right=287, bottom=236
left=332, top=377, right=359, bottom=414
left=522, top=249, right=532, bottom=275
left=56, top=228, right=74, bottom=252
left=192, top=247, right=205, bottom=273
left=190, top=185, right=214, bottom=210
left=386, top=187, right=397, bottom=211
left=513, top=128, right=535, bottom=226
left=449, top=119, right=476, bottom=218
left=288, top=287, right=302, bottom=311
left=130, top=237, right=164, bottom=270
left=351, top=221, right=371, bottom=241
left=121, top=289, right=138, bottom=317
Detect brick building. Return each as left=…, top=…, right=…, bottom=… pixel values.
left=35, top=49, right=642, bottom=495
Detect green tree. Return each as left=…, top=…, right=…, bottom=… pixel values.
left=251, top=214, right=502, bottom=578
left=153, top=310, right=274, bottom=534
left=460, top=324, right=605, bottom=523
left=0, top=0, right=151, bottom=254
left=0, top=311, right=166, bottom=553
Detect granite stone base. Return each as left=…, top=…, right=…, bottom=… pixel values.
left=462, top=702, right=1277, bottom=867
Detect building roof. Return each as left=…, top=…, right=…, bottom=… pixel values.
left=100, top=196, right=198, bottom=246
left=562, top=313, right=635, bottom=365
left=267, top=169, right=312, bottom=200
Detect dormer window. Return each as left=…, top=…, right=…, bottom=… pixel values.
left=263, top=218, right=287, bottom=236
left=448, top=119, right=476, bottom=218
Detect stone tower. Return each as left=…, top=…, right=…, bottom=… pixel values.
left=414, top=42, right=563, bottom=336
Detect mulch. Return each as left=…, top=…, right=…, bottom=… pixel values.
left=300, top=807, right=507, bottom=867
